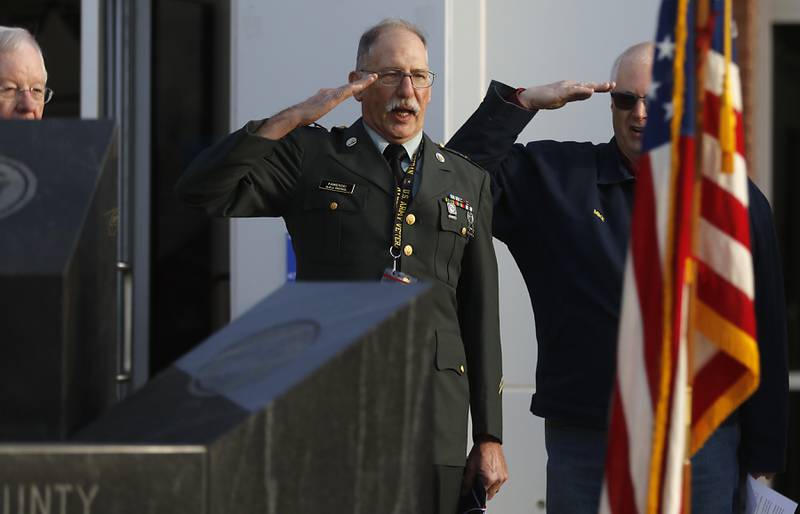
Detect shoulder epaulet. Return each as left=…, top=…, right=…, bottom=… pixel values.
left=437, top=142, right=485, bottom=170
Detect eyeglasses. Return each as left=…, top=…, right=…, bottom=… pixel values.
left=611, top=91, right=647, bottom=110
left=0, top=85, right=54, bottom=104
left=360, top=69, right=435, bottom=89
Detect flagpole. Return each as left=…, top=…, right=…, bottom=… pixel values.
left=683, top=0, right=712, bottom=512
left=653, top=0, right=690, bottom=510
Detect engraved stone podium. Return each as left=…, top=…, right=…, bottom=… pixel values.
left=0, top=119, right=118, bottom=440
left=0, top=281, right=436, bottom=513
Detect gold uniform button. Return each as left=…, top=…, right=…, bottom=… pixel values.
left=460, top=227, right=467, bottom=236
left=329, top=201, right=338, bottom=210
left=406, top=213, right=416, bottom=225
left=403, top=244, right=413, bottom=257
left=459, top=364, right=465, bottom=375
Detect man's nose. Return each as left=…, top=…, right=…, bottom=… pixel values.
left=396, top=74, right=415, bottom=96
left=632, top=98, right=647, bottom=119
left=15, top=91, right=39, bottom=112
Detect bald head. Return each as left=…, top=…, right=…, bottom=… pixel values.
left=610, top=42, right=654, bottom=166
left=610, top=42, right=653, bottom=83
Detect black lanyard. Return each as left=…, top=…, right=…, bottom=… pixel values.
left=389, top=140, right=422, bottom=265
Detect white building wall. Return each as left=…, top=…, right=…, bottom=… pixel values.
left=230, top=1, right=659, bottom=511
left=457, top=2, right=659, bottom=512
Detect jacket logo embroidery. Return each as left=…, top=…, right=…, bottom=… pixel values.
left=593, top=209, right=606, bottom=223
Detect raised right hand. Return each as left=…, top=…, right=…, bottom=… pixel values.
left=517, top=80, right=614, bottom=110
left=256, top=73, right=378, bottom=140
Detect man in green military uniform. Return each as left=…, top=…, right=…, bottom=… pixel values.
left=176, top=18, right=507, bottom=513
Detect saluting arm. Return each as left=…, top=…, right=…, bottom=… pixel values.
left=175, top=74, right=378, bottom=217
left=447, top=80, right=612, bottom=171
left=175, top=121, right=302, bottom=217
left=255, top=73, right=377, bottom=140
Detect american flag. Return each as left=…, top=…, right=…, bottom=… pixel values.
left=599, top=0, right=759, bottom=512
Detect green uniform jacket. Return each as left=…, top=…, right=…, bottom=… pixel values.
left=176, top=118, right=503, bottom=466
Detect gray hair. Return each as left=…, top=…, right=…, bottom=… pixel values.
left=610, top=41, right=654, bottom=82
left=0, top=26, right=48, bottom=81
left=356, top=18, right=427, bottom=70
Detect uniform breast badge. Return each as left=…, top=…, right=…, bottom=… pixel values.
left=445, top=197, right=458, bottom=220
left=448, top=194, right=475, bottom=237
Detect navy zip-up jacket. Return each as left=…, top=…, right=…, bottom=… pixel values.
left=449, top=80, right=788, bottom=472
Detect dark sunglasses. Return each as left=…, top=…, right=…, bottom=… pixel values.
left=611, top=92, right=648, bottom=110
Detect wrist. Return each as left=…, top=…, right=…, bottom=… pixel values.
left=474, top=434, right=502, bottom=445
left=517, top=87, right=539, bottom=110
left=506, top=87, right=528, bottom=109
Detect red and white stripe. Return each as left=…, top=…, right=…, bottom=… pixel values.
left=690, top=45, right=758, bottom=456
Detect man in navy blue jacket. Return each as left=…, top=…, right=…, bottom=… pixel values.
left=448, top=42, right=788, bottom=513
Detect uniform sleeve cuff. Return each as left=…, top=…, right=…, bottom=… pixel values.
left=506, top=87, right=528, bottom=109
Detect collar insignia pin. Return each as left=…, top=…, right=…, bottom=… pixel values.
left=435, top=152, right=445, bottom=163
left=346, top=137, right=357, bottom=147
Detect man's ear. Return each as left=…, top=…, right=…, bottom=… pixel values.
left=348, top=71, right=364, bottom=102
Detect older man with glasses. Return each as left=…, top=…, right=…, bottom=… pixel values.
left=177, top=17, right=508, bottom=514
left=0, top=26, right=53, bottom=120
left=448, top=41, right=788, bottom=513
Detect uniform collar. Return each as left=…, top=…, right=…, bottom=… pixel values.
left=362, top=122, right=423, bottom=162
left=596, top=137, right=636, bottom=185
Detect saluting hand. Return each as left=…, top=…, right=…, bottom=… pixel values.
left=256, top=73, right=378, bottom=140
left=517, top=80, right=614, bottom=110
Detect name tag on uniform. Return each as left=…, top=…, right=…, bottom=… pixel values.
left=319, top=180, right=355, bottom=194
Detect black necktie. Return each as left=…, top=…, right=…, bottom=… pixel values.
left=383, top=143, right=407, bottom=186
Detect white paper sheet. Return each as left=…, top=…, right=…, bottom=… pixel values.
left=744, top=475, right=798, bottom=514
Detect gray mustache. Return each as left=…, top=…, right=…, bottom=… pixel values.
left=385, top=98, right=420, bottom=114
